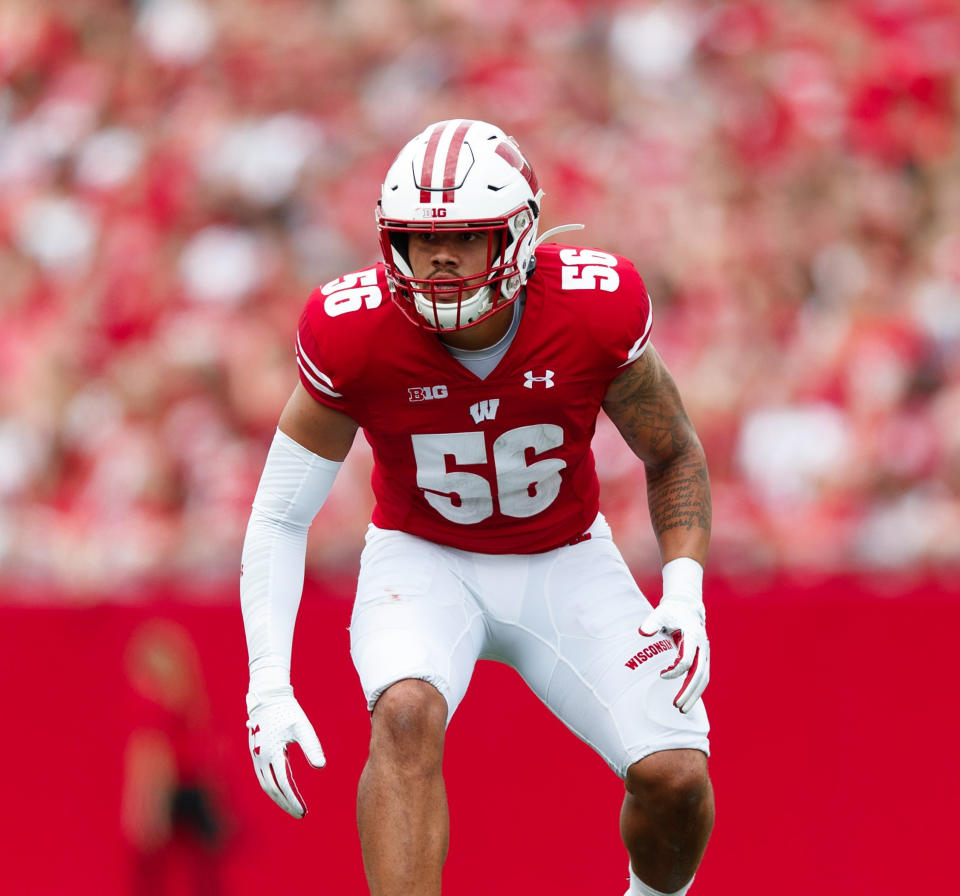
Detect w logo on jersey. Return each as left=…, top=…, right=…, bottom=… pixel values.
left=469, top=399, right=500, bottom=424
left=523, top=370, right=555, bottom=389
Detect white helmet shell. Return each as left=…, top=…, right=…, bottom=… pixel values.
left=377, top=119, right=544, bottom=331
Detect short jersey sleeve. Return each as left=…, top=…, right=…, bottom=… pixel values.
left=620, top=266, right=653, bottom=367
left=542, top=244, right=653, bottom=377
left=608, top=253, right=653, bottom=369
left=294, top=264, right=392, bottom=415
left=296, top=294, right=350, bottom=413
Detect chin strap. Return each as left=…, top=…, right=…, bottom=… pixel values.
left=534, top=223, right=585, bottom=249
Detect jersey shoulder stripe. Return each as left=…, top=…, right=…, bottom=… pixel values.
left=296, top=333, right=342, bottom=398
left=620, top=301, right=653, bottom=366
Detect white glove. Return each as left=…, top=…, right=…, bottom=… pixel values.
left=639, top=592, right=710, bottom=715
left=246, top=686, right=326, bottom=818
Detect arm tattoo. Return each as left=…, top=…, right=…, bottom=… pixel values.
left=604, top=348, right=712, bottom=541
left=645, top=451, right=712, bottom=536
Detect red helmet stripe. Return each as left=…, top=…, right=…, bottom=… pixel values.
left=442, top=120, right=473, bottom=202
left=419, top=123, right=445, bottom=203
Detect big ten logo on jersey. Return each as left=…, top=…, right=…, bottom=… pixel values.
left=408, top=385, right=448, bottom=402
left=559, top=248, right=619, bottom=292
left=321, top=268, right=383, bottom=317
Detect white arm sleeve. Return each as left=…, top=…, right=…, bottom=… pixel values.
left=240, top=429, right=342, bottom=691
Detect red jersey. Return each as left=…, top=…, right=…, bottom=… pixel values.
left=296, top=243, right=652, bottom=554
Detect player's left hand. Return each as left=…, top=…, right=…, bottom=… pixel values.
left=639, top=594, right=709, bottom=714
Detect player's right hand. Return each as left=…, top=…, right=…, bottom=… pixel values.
left=245, top=687, right=325, bottom=818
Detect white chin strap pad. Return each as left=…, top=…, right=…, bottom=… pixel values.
left=415, top=284, right=492, bottom=329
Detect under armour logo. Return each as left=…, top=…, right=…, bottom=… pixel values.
left=523, top=370, right=555, bottom=388
left=250, top=723, right=261, bottom=754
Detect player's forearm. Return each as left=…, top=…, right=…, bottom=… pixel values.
left=240, top=507, right=310, bottom=682
left=603, top=345, right=711, bottom=567
left=644, top=436, right=711, bottom=567
left=240, top=429, right=342, bottom=685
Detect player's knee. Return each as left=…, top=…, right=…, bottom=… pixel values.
left=625, top=750, right=712, bottom=817
left=370, top=679, right=447, bottom=770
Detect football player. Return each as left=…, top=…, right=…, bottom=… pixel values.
left=241, top=119, right=714, bottom=896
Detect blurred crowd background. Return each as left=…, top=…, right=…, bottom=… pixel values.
left=2, top=0, right=959, bottom=598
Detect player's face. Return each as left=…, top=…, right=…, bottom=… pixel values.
left=407, top=230, right=496, bottom=301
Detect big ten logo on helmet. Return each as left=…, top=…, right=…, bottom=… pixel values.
left=409, top=385, right=448, bottom=402
left=415, top=207, right=447, bottom=218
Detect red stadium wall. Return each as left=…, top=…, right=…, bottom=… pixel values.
left=3, top=572, right=957, bottom=895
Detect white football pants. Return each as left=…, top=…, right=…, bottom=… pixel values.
left=349, top=513, right=709, bottom=778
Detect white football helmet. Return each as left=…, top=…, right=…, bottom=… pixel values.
left=377, top=119, right=545, bottom=331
